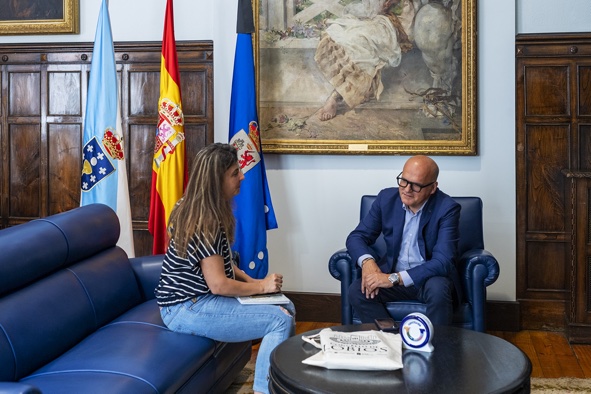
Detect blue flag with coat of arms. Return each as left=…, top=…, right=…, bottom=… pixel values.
left=229, top=0, right=277, bottom=279
left=80, top=0, right=135, bottom=257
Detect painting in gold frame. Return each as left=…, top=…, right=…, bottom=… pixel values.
left=0, top=0, right=79, bottom=35
left=254, top=0, right=476, bottom=155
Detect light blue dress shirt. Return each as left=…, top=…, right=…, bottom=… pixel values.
left=358, top=201, right=428, bottom=287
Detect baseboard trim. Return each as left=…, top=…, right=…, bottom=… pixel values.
left=518, top=299, right=566, bottom=331
left=486, top=300, right=520, bottom=331
left=283, top=291, right=341, bottom=323
left=284, top=291, right=521, bottom=331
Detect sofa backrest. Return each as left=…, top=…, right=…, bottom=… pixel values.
left=0, top=204, right=143, bottom=381
left=360, top=194, right=484, bottom=258
left=0, top=204, right=120, bottom=297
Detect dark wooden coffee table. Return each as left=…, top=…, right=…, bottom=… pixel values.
left=269, top=324, right=532, bottom=393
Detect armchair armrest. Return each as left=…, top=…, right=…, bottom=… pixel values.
left=458, top=249, right=500, bottom=332
left=0, top=382, right=41, bottom=394
left=129, top=254, right=164, bottom=301
left=328, top=248, right=360, bottom=325
left=328, top=248, right=359, bottom=282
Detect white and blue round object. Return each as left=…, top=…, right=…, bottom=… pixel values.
left=400, top=313, right=434, bottom=352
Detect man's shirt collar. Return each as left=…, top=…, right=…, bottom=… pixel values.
left=402, top=198, right=429, bottom=215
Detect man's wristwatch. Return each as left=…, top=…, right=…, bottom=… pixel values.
left=388, top=272, right=400, bottom=285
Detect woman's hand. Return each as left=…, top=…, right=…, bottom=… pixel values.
left=260, top=273, right=283, bottom=294
left=201, top=254, right=284, bottom=296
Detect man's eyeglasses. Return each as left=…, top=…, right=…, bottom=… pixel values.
left=396, top=172, right=436, bottom=193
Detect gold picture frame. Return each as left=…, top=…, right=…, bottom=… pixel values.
left=0, top=0, right=80, bottom=35
left=254, top=0, right=476, bottom=155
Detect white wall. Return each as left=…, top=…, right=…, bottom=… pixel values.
left=2, top=0, right=589, bottom=301
left=516, top=0, right=591, bottom=34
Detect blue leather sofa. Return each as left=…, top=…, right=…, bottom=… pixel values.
left=328, top=195, right=500, bottom=332
left=0, top=204, right=250, bottom=394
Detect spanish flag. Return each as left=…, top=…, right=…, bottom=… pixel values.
left=148, top=0, right=186, bottom=255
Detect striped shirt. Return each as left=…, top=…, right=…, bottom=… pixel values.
left=155, top=228, right=235, bottom=306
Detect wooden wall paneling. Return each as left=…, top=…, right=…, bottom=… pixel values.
left=517, top=61, right=572, bottom=330
left=574, top=178, right=591, bottom=326
left=563, top=172, right=591, bottom=342
left=578, top=66, right=591, bottom=116
left=579, top=66, right=591, bottom=169
left=48, top=123, right=82, bottom=214
left=9, top=67, right=41, bottom=116
left=179, top=64, right=214, bottom=160
left=525, top=124, right=568, bottom=233
left=47, top=68, right=82, bottom=117
left=517, top=34, right=591, bottom=334
left=517, top=44, right=572, bottom=330
left=46, top=64, right=85, bottom=216
left=122, top=63, right=157, bottom=257
left=9, top=123, right=41, bottom=221
left=580, top=125, right=591, bottom=170
left=564, top=63, right=591, bottom=342
left=0, top=41, right=214, bottom=256
left=127, top=124, right=154, bottom=217
left=524, top=65, right=570, bottom=116
left=7, top=65, right=42, bottom=223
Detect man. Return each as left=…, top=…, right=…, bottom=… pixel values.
left=346, top=155, right=461, bottom=325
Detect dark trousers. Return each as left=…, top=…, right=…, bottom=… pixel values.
left=348, top=276, right=454, bottom=326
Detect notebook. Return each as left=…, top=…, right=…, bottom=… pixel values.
left=236, top=293, right=291, bottom=305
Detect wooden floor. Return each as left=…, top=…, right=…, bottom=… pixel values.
left=488, top=329, right=591, bottom=378
left=266, top=322, right=591, bottom=379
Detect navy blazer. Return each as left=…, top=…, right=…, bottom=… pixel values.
left=346, top=187, right=462, bottom=298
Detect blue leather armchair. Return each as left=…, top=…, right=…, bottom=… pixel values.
left=328, top=195, right=500, bottom=332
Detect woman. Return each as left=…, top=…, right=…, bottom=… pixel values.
left=155, top=143, right=295, bottom=394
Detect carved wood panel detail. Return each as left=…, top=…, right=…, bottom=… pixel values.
left=517, top=33, right=591, bottom=334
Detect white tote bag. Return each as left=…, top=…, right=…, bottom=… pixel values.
left=301, top=328, right=403, bottom=371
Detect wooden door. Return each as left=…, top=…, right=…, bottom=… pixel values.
left=516, top=33, right=591, bottom=332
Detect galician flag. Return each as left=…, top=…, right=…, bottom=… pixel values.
left=148, top=0, right=186, bottom=255
left=80, top=0, right=135, bottom=257
left=229, top=0, right=278, bottom=279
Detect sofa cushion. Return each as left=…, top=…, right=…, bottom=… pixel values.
left=0, top=248, right=142, bottom=381
left=109, top=300, right=252, bottom=393
left=68, top=248, right=143, bottom=327
left=110, top=301, right=253, bottom=393
left=0, top=220, right=68, bottom=297
left=21, top=301, right=218, bottom=394
left=0, top=269, right=97, bottom=381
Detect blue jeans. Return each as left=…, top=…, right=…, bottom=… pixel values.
left=160, top=294, right=296, bottom=394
